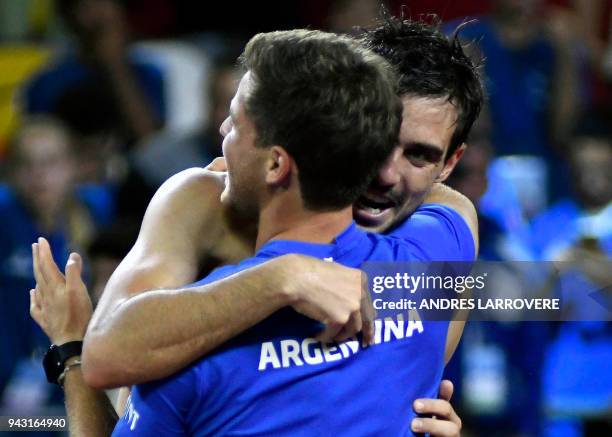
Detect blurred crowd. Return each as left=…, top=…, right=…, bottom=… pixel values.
left=0, top=1, right=610, bottom=436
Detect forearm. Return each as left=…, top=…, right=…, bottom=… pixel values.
left=63, top=357, right=118, bottom=437
left=83, top=257, right=293, bottom=388
left=104, top=59, right=161, bottom=139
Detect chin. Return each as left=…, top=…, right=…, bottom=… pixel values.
left=356, top=222, right=390, bottom=234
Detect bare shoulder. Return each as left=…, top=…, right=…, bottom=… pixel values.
left=152, top=167, right=225, bottom=207
left=138, top=168, right=226, bottom=251
left=145, top=168, right=225, bottom=226
left=140, top=167, right=253, bottom=265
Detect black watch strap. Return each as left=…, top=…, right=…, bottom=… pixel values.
left=43, top=341, right=83, bottom=385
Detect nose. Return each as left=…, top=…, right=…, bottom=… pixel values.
left=219, top=116, right=230, bottom=137
left=376, top=147, right=402, bottom=188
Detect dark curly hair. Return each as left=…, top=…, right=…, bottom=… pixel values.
left=362, top=13, right=485, bottom=160
left=240, top=29, right=402, bottom=210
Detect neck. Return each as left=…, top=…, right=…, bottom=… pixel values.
left=255, top=194, right=353, bottom=251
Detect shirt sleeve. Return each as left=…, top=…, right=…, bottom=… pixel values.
left=112, top=368, right=196, bottom=436
left=387, top=204, right=476, bottom=261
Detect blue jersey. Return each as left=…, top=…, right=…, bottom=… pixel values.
left=112, top=204, right=474, bottom=436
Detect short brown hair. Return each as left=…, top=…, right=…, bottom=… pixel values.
left=240, top=29, right=401, bottom=210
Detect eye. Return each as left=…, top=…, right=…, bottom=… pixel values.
left=404, top=149, right=429, bottom=165
left=407, top=150, right=427, bottom=161
left=403, top=145, right=443, bottom=166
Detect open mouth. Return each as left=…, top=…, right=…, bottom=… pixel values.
left=354, top=193, right=396, bottom=226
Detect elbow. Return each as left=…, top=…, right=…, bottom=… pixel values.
left=82, top=334, right=131, bottom=389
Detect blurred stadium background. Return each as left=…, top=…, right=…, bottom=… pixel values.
left=0, top=0, right=610, bottom=436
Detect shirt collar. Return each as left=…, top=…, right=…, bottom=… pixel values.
left=255, top=222, right=363, bottom=260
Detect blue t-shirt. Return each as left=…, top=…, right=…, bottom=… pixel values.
left=112, top=204, right=474, bottom=436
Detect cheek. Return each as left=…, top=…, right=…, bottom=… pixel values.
left=398, top=165, right=435, bottom=195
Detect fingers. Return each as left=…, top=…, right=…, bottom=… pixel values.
left=321, top=270, right=375, bottom=345
left=439, top=379, right=454, bottom=402
left=32, top=243, right=43, bottom=285
left=32, top=244, right=50, bottom=306
left=36, top=238, right=65, bottom=287
left=334, top=311, right=363, bottom=343
left=360, top=272, right=376, bottom=346
left=411, top=416, right=460, bottom=437
left=29, top=289, right=42, bottom=323
left=361, top=318, right=375, bottom=347
left=414, top=398, right=461, bottom=431
left=32, top=286, right=43, bottom=308
left=65, top=252, right=85, bottom=292
left=315, top=322, right=343, bottom=344
left=29, top=289, right=37, bottom=310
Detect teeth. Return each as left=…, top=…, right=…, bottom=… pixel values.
left=368, top=207, right=381, bottom=214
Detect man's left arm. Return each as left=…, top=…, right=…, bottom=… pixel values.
left=425, top=183, right=478, bottom=364
left=392, top=183, right=479, bottom=364
left=30, top=249, right=118, bottom=437
left=31, top=245, right=188, bottom=436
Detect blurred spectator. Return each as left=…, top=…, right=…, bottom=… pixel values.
left=133, top=61, right=240, bottom=187
left=529, top=113, right=612, bottom=437
left=21, top=0, right=165, bottom=144
left=19, top=0, right=172, bottom=220
left=567, top=0, right=612, bottom=108
left=447, top=140, right=501, bottom=260
left=446, top=140, right=551, bottom=437
left=522, top=111, right=612, bottom=436
left=448, top=136, right=538, bottom=261
left=531, top=113, right=612, bottom=259
left=452, top=0, right=585, bottom=203
left=0, top=116, right=110, bottom=415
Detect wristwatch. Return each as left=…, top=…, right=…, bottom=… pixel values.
left=43, top=341, right=83, bottom=385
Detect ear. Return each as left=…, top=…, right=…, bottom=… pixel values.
left=436, top=143, right=466, bottom=182
left=265, top=146, right=292, bottom=187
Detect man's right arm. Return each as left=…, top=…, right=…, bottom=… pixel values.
left=82, top=167, right=224, bottom=386
left=82, top=166, right=365, bottom=388
left=83, top=253, right=365, bottom=388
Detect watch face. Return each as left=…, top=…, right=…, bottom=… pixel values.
left=43, top=345, right=62, bottom=384
left=42, top=342, right=83, bottom=385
